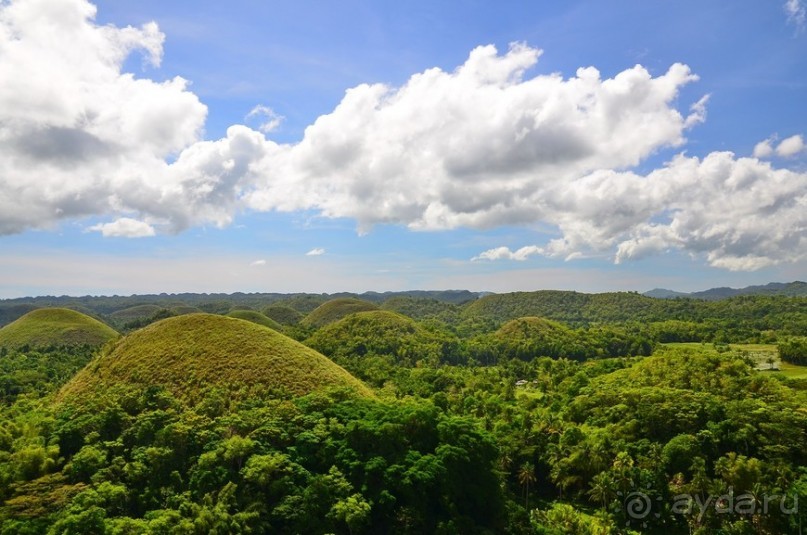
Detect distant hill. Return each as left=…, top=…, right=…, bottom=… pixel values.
left=262, top=304, right=305, bottom=325
left=461, top=290, right=657, bottom=325
left=225, top=309, right=282, bottom=330
left=643, top=281, right=807, bottom=300
left=0, top=308, right=119, bottom=349
left=305, top=310, right=458, bottom=363
left=301, top=298, right=379, bottom=329
left=57, top=314, right=373, bottom=405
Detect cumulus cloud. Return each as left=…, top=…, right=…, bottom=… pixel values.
left=472, top=246, right=543, bottom=262
left=776, top=134, right=805, bottom=157
left=87, top=218, right=155, bottom=237
left=305, top=248, right=326, bottom=256
left=0, top=0, right=804, bottom=271
left=785, top=0, right=806, bottom=32
left=0, top=0, right=266, bottom=235
left=753, top=138, right=775, bottom=158
left=247, top=44, right=705, bottom=232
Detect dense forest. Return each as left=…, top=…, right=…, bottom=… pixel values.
left=0, top=289, right=805, bottom=533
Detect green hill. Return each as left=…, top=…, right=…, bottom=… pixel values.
left=57, top=314, right=373, bottom=404
left=380, top=296, right=460, bottom=322
left=0, top=308, right=119, bottom=349
left=306, top=310, right=458, bottom=363
left=301, top=298, right=379, bottom=329
left=108, top=304, right=163, bottom=323
left=0, top=304, right=39, bottom=327
left=262, top=304, right=304, bottom=325
left=462, top=290, right=658, bottom=325
left=225, top=309, right=282, bottom=330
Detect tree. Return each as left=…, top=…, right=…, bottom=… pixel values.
left=518, top=461, right=536, bottom=509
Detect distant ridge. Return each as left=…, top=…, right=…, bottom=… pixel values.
left=643, top=281, right=807, bottom=300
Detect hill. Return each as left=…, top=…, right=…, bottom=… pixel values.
left=262, top=304, right=304, bottom=325
left=0, top=308, right=118, bottom=349
left=306, top=310, right=458, bottom=363
left=643, top=281, right=807, bottom=300
left=380, top=296, right=460, bottom=321
left=225, top=309, right=282, bottom=330
left=461, top=290, right=656, bottom=325
left=301, top=298, right=379, bottom=329
left=57, top=314, right=373, bottom=404
left=0, top=303, right=39, bottom=328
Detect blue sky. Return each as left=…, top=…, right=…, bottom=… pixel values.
left=0, top=0, right=805, bottom=297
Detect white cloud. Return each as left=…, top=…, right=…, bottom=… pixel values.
left=250, top=259, right=266, bottom=266
left=246, top=105, right=284, bottom=133
left=753, top=138, right=775, bottom=158
left=0, top=3, right=804, bottom=273
left=305, top=248, right=326, bottom=256
left=248, top=45, right=704, bottom=232
left=775, top=134, right=805, bottom=157
left=87, top=217, right=155, bottom=237
left=684, top=94, right=710, bottom=128
left=472, top=245, right=543, bottom=261
left=785, top=0, right=806, bottom=32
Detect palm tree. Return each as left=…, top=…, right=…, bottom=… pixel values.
left=588, top=471, right=616, bottom=510
left=518, top=461, right=537, bottom=509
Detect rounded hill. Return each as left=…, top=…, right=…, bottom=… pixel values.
left=490, top=316, right=579, bottom=360
left=306, top=310, right=458, bottom=363
left=0, top=308, right=119, bottom=349
left=225, top=309, right=282, bottom=330
left=262, top=304, right=304, bottom=325
left=301, top=298, right=379, bottom=329
left=57, top=314, right=373, bottom=404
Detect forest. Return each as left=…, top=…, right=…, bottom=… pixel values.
left=0, top=289, right=805, bottom=534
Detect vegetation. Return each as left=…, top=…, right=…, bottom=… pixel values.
left=262, top=304, right=305, bottom=325
left=301, top=298, right=380, bottom=329
left=225, top=310, right=282, bottom=331
left=58, top=314, right=373, bottom=405
left=0, top=290, right=806, bottom=533
left=0, top=308, right=118, bottom=350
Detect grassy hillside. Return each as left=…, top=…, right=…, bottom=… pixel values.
left=0, top=304, right=39, bottom=328
left=301, top=298, right=379, bottom=329
left=0, top=308, right=118, bottom=349
left=262, top=304, right=304, bottom=325
left=225, top=309, right=282, bottom=330
left=57, top=314, right=373, bottom=404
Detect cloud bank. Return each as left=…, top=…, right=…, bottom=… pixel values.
left=0, top=0, right=805, bottom=271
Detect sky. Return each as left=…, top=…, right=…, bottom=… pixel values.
left=0, top=0, right=805, bottom=298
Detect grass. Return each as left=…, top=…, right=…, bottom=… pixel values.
left=0, top=308, right=119, bottom=349
left=225, top=310, right=282, bottom=330
left=57, top=313, right=373, bottom=404
left=301, top=298, right=379, bottom=329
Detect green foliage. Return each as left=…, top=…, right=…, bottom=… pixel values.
left=0, top=309, right=118, bottom=350
left=306, top=310, right=460, bottom=367
left=779, top=337, right=807, bottom=365
left=0, top=292, right=805, bottom=534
